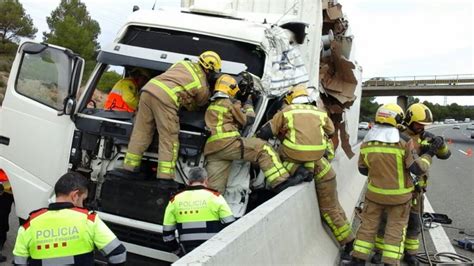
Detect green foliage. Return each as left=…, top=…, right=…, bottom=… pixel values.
left=0, top=79, right=5, bottom=87
left=422, top=100, right=474, bottom=121
left=359, top=96, right=474, bottom=122
left=43, top=0, right=100, bottom=82
left=96, top=71, right=121, bottom=93
left=359, top=96, right=380, bottom=122
left=0, top=0, right=37, bottom=51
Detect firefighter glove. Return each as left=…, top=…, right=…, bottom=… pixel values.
left=245, top=95, right=253, bottom=106
left=431, top=136, right=444, bottom=150
left=426, top=137, right=443, bottom=156
left=420, top=131, right=435, bottom=140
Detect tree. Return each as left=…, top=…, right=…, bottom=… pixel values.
left=96, top=71, right=122, bottom=93
left=43, top=0, right=100, bottom=81
left=360, top=96, right=380, bottom=122
left=0, top=0, right=37, bottom=53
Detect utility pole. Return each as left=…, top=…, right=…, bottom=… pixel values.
left=443, top=96, right=447, bottom=106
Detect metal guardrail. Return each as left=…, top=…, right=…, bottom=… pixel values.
left=362, top=74, right=474, bottom=87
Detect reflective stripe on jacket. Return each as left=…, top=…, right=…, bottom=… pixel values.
left=203, top=98, right=255, bottom=155
left=269, top=104, right=335, bottom=161
left=13, top=202, right=126, bottom=265
left=163, top=186, right=235, bottom=252
left=142, top=60, right=210, bottom=111
left=358, top=139, right=431, bottom=205
left=104, top=78, right=139, bottom=112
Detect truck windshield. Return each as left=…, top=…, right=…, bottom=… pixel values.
left=119, top=26, right=265, bottom=77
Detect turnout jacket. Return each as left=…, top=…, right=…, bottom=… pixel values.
left=358, top=134, right=432, bottom=205
left=204, top=97, right=255, bottom=155
left=142, top=60, right=210, bottom=111
left=265, top=103, right=335, bottom=162
left=13, top=202, right=126, bottom=265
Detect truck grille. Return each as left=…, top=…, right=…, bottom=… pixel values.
left=105, top=221, right=169, bottom=251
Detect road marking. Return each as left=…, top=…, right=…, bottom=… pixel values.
left=423, top=196, right=457, bottom=253
left=458, top=149, right=468, bottom=155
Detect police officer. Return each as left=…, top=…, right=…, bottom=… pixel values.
left=351, top=103, right=435, bottom=265
left=257, top=85, right=355, bottom=258
left=204, top=74, right=304, bottom=194
left=163, top=167, right=235, bottom=254
left=124, top=51, right=221, bottom=189
left=372, top=103, right=450, bottom=264
left=13, top=172, right=126, bottom=265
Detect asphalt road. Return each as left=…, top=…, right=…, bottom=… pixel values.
left=359, top=124, right=474, bottom=261
left=424, top=124, right=474, bottom=259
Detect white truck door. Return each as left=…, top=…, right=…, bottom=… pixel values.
left=0, top=42, right=84, bottom=218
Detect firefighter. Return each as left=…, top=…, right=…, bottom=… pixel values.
left=372, top=103, right=451, bottom=265
left=351, top=103, right=440, bottom=265
left=123, top=51, right=221, bottom=188
left=204, top=74, right=304, bottom=194
left=256, top=85, right=355, bottom=258
left=13, top=172, right=126, bottom=265
left=103, top=67, right=150, bottom=112
left=163, top=167, right=235, bottom=255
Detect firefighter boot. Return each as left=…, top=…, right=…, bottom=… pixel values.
left=370, top=252, right=382, bottom=264
left=293, top=165, right=314, bottom=182
left=340, top=239, right=354, bottom=262
left=347, top=257, right=365, bottom=266
left=272, top=169, right=306, bottom=193
left=403, top=252, right=418, bottom=266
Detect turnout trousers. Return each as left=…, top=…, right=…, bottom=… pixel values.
left=124, top=92, right=179, bottom=179
left=375, top=190, right=424, bottom=256
left=205, top=138, right=289, bottom=193
left=283, top=157, right=354, bottom=245
left=352, top=198, right=411, bottom=265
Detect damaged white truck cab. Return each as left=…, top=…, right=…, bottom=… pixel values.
left=0, top=5, right=323, bottom=262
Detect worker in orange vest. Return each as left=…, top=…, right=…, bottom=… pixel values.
left=104, top=67, right=150, bottom=112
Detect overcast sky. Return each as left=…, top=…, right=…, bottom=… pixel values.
left=19, top=0, right=474, bottom=105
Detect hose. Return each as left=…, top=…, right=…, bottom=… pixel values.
left=416, top=193, right=474, bottom=265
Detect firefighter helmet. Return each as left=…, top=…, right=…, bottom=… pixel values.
left=404, top=103, right=433, bottom=126
left=375, top=103, right=404, bottom=127
left=199, top=51, right=222, bottom=73
left=284, top=84, right=309, bottom=104
left=214, top=74, right=239, bottom=97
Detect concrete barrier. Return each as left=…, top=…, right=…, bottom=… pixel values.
left=174, top=144, right=366, bottom=266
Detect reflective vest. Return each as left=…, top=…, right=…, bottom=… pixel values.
left=359, top=141, right=415, bottom=205
left=143, top=60, right=210, bottom=111
left=104, top=78, right=139, bottom=112
left=163, top=186, right=235, bottom=252
left=13, top=202, right=125, bottom=265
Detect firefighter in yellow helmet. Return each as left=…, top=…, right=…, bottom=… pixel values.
left=256, top=84, right=355, bottom=258
left=104, top=67, right=150, bottom=112
left=163, top=167, right=235, bottom=255
left=123, top=51, right=221, bottom=189
left=13, top=172, right=126, bottom=265
left=351, top=103, right=436, bottom=265
left=371, top=103, right=450, bottom=265
left=204, top=74, right=304, bottom=193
